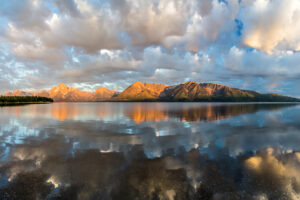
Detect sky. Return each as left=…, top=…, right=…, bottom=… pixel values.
left=0, top=0, right=300, bottom=97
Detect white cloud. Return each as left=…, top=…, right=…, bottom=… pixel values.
left=0, top=0, right=300, bottom=97
left=240, top=0, right=300, bottom=53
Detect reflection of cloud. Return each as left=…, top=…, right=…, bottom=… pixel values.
left=12, top=147, right=46, bottom=166
left=47, top=176, right=60, bottom=188
left=244, top=148, right=300, bottom=199
left=3, top=144, right=300, bottom=199
left=0, top=103, right=300, bottom=198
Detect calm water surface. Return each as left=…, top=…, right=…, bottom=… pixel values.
left=0, top=102, right=300, bottom=199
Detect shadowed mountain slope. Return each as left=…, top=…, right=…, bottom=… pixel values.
left=158, top=81, right=298, bottom=102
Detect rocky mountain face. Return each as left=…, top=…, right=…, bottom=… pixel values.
left=94, top=88, right=118, bottom=101
left=115, top=81, right=168, bottom=101
left=160, top=81, right=298, bottom=102
left=159, top=81, right=259, bottom=101
left=46, top=83, right=92, bottom=102
left=3, top=83, right=117, bottom=102
left=2, top=81, right=299, bottom=102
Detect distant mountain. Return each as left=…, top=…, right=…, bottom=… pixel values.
left=115, top=81, right=298, bottom=102
left=3, top=83, right=117, bottom=102
left=93, top=88, right=118, bottom=101
left=46, top=83, right=92, bottom=102
left=115, top=81, right=168, bottom=101
left=4, top=90, right=34, bottom=97
left=159, top=81, right=298, bottom=102
left=2, top=81, right=299, bottom=102
left=160, top=81, right=258, bottom=99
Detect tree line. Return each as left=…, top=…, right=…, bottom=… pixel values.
left=0, top=96, right=53, bottom=104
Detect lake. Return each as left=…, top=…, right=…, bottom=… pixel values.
left=0, top=102, right=300, bottom=199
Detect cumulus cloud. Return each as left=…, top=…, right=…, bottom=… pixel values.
left=223, top=46, right=300, bottom=93
left=110, top=0, right=191, bottom=48
left=0, top=0, right=300, bottom=97
left=240, top=0, right=300, bottom=53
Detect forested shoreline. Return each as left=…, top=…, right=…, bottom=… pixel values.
left=0, top=96, right=53, bottom=105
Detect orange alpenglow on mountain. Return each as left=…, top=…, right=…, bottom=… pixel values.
left=1, top=81, right=299, bottom=102
left=4, top=90, right=34, bottom=97
left=3, top=83, right=117, bottom=102
left=47, top=83, right=92, bottom=102
left=115, top=81, right=168, bottom=101
left=94, top=88, right=117, bottom=101
left=160, top=81, right=259, bottom=99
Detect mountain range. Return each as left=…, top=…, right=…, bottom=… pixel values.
left=2, top=81, right=299, bottom=102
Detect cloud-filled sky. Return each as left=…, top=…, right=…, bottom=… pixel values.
left=0, top=0, right=300, bottom=97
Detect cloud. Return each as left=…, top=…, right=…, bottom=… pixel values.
left=110, top=0, right=191, bottom=48
left=43, top=12, right=123, bottom=52
left=240, top=0, right=300, bottom=53
left=0, top=0, right=300, bottom=97
left=222, top=46, right=300, bottom=94
left=0, top=0, right=51, bottom=31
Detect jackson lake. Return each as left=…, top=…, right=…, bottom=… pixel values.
left=0, top=102, right=300, bottom=199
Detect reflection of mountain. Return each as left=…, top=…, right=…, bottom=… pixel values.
left=50, top=103, right=115, bottom=121
left=125, top=103, right=296, bottom=123
left=4, top=81, right=298, bottom=102
left=124, top=103, right=169, bottom=123
left=168, top=103, right=296, bottom=122
left=2, top=102, right=295, bottom=123
left=51, top=103, right=79, bottom=121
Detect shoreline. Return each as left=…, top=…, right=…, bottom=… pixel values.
left=0, top=102, right=53, bottom=106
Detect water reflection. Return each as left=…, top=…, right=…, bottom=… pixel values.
left=0, top=102, right=295, bottom=122
left=125, top=103, right=169, bottom=123
left=0, top=102, right=299, bottom=199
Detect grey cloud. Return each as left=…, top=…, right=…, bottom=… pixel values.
left=197, top=0, right=213, bottom=16
left=112, top=0, right=191, bottom=48
left=0, top=0, right=51, bottom=31
left=54, top=0, right=80, bottom=17
left=0, top=0, right=300, bottom=97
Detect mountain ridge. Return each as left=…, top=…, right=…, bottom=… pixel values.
left=2, top=83, right=118, bottom=102
left=115, top=81, right=168, bottom=101
left=1, top=82, right=299, bottom=102
left=158, top=81, right=297, bottom=102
